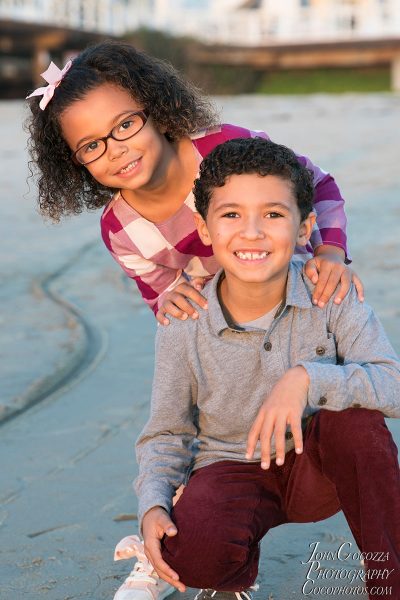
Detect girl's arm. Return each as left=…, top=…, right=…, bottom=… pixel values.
left=295, top=153, right=364, bottom=306
left=101, top=216, right=207, bottom=319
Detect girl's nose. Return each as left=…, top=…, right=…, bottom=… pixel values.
left=239, top=217, right=265, bottom=240
left=107, top=137, right=128, bottom=160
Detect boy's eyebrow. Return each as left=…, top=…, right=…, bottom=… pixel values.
left=215, top=201, right=291, bottom=211
left=76, top=109, right=141, bottom=147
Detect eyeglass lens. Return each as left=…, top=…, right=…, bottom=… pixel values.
left=75, top=112, right=147, bottom=165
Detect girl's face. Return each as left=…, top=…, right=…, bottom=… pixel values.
left=60, top=83, right=172, bottom=193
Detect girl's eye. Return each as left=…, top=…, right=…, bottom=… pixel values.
left=266, top=212, right=283, bottom=219
left=118, top=115, right=140, bottom=133
left=84, top=140, right=100, bottom=154
left=119, top=119, right=134, bottom=131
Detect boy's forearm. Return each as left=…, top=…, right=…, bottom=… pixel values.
left=299, top=288, right=400, bottom=417
left=299, top=359, right=400, bottom=417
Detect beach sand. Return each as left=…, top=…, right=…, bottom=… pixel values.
left=0, top=94, right=399, bottom=599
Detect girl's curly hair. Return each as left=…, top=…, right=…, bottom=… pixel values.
left=26, top=40, right=219, bottom=221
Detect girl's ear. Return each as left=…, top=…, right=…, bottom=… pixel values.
left=194, top=212, right=212, bottom=246
left=297, top=211, right=316, bottom=247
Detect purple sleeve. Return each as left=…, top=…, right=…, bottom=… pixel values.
left=295, top=154, right=350, bottom=261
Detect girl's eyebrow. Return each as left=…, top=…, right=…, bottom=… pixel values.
left=76, top=109, right=142, bottom=147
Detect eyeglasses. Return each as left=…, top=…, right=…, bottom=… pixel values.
left=72, top=109, right=150, bottom=166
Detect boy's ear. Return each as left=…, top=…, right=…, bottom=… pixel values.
left=194, top=212, right=212, bottom=246
left=297, top=211, right=316, bottom=247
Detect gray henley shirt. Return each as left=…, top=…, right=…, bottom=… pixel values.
left=135, top=260, right=400, bottom=528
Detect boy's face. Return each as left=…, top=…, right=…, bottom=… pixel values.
left=196, top=173, right=315, bottom=287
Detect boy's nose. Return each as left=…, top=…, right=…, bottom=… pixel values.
left=239, top=218, right=265, bottom=240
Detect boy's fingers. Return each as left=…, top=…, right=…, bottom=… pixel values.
left=289, top=420, right=304, bottom=455
left=260, top=420, right=274, bottom=469
left=273, top=419, right=287, bottom=466
left=246, top=410, right=265, bottom=459
left=304, top=259, right=319, bottom=284
left=145, top=537, right=185, bottom=591
left=352, top=272, right=365, bottom=302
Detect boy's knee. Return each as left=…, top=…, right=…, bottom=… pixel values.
left=162, top=529, right=252, bottom=589
left=318, top=407, right=393, bottom=453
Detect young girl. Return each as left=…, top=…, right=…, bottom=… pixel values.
left=26, top=40, right=363, bottom=600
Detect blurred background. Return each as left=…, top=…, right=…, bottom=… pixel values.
left=1, top=3, right=400, bottom=599
left=2, top=0, right=400, bottom=97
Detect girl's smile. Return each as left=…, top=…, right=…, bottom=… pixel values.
left=60, top=83, right=173, bottom=196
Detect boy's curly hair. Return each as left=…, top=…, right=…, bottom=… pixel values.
left=26, top=40, right=218, bottom=221
left=193, top=137, right=314, bottom=221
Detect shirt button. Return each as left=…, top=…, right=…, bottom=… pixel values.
left=264, top=341, right=272, bottom=351
left=318, top=396, right=328, bottom=406
left=316, top=346, right=326, bottom=356
left=352, top=403, right=361, bottom=408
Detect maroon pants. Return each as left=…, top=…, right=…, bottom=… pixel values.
left=161, top=409, right=400, bottom=599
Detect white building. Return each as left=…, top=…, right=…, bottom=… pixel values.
left=0, top=0, right=131, bottom=35
left=126, top=0, right=400, bottom=46
left=1, top=0, right=400, bottom=45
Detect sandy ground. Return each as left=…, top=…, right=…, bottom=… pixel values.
left=0, top=94, right=399, bottom=599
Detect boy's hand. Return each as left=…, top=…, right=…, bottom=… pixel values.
left=156, top=279, right=208, bottom=326
left=246, top=366, right=309, bottom=469
left=304, top=251, right=364, bottom=308
left=142, top=506, right=186, bottom=592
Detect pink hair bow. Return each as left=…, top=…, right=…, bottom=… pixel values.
left=26, top=60, right=72, bottom=110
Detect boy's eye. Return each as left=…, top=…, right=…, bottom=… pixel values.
left=222, top=212, right=239, bottom=218
left=266, top=212, right=283, bottom=218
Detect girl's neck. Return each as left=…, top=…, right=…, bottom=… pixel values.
left=120, top=136, right=198, bottom=223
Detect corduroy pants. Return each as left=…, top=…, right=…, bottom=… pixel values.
left=161, top=408, right=400, bottom=599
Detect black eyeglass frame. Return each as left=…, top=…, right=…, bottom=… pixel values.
left=72, top=109, right=150, bottom=166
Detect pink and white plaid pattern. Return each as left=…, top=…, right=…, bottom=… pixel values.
left=101, top=124, right=348, bottom=314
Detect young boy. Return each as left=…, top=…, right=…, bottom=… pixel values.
left=134, top=138, right=400, bottom=600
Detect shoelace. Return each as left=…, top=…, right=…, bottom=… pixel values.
left=126, top=560, right=158, bottom=586
left=194, top=585, right=258, bottom=600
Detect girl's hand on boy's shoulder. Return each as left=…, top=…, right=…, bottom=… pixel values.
left=246, top=366, right=309, bottom=469
left=142, top=506, right=186, bottom=592
left=304, top=248, right=364, bottom=309
left=156, top=279, right=208, bottom=326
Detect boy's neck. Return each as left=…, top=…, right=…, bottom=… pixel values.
left=218, top=269, right=288, bottom=324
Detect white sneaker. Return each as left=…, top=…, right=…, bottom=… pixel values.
left=113, top=535, right=175, bottom=600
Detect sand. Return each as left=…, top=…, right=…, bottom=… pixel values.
left=0, top=94, right=399, bottom=599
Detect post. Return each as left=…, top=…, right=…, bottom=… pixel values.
left=391, top=54, right=400, bottom=92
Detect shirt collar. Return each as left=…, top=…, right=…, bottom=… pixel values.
left=207, top=260, right=313, bottom=336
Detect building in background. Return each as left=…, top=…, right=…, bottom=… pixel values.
left=129, top=0, right=400, bottom=45
left=0, top=0, right=131, bottom=36
left=1, top=0, right=400, bottom=43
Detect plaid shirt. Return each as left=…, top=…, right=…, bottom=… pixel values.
left=101, top=124, right=348, bottom=314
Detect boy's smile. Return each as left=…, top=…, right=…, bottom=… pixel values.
left=196, top=173, right=315, bottom=318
